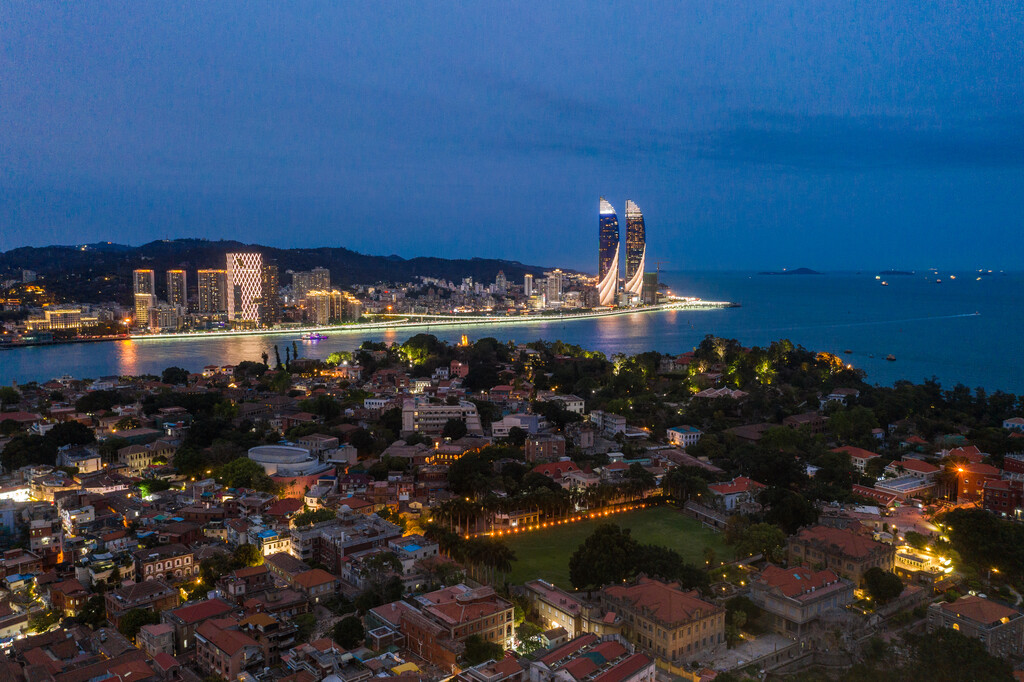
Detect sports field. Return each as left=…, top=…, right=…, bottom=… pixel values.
left=504, top=505, right=729, bottom=588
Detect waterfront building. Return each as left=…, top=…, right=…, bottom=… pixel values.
left=166, top=270, right=187, bottom=308
left=149, top=302, right=182, bottom=332
left=24, top=305, right=86, bottom=331
left=524, top=273, right=533, bottom=297
left=597, top=198, right=620, bottom=306
left=545, top=269, right=563, bottom=304
left=133, top=269, right=156, bottom=325
left=624, top=200, right=646, bottom=296
left=292, top=267, right=330, bottom=301
left=260, top=261, right=281, bottom=325
left=641, top=272, right=658, bottom=305
left=226, top=253, right=263, bottom=324
left=197, top=269, right=228, bottom=313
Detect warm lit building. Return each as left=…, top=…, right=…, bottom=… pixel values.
left=197, top=269, right=228, bottom=313
left=401, top=398, right=483, bottom=436
left=749, top=565, right=855, bottom=638
left=927, top=595, right=1024, bottom=659
left=133, top=543, right=196, bottom=582
left=105, top=579, right=180, bottom=630
left=195, top=617, right=263, bottom=679
left=956, top=462, right=1002, bottom=502
left=529, top=634, right=655, bottom=682
left=134, top=269, right=156, bottom=326
left=166, top=270, right=187, bottom=308
left=787, top=525, right=895, bottom=584
left=982, top=479, right=1024, bottom=519
left=600, top=577, right=725, bottom=663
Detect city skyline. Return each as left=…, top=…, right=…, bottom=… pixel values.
left=2, top=3, right=1022, bottom=271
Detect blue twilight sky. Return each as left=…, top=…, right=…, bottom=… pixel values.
left=2, top=2, right=1023, bottom=272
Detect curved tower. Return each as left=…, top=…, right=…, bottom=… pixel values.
left=597, top=198, right=620, bottom=306
left=624, top=200, right=646, bottom=296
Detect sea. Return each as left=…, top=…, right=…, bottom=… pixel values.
left=2, top=270, right=1022, bottom=394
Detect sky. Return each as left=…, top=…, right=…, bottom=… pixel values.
left=2, top=2, right=1023, bottom=271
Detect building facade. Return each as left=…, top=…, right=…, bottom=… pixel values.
left=597, top=198, right=620, bottom=306
left=226, top=252, right=264, bottom=324
left=927, top=595, right=1024, bottom=659
left=623, top=200, right=646, bottom=296
left=166, top=270, right=187, bottom=308
left=197, top=269, right=228, bottom=313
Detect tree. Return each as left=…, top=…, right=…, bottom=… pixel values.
left=233, top=544, right=264, bottom=567
left=118, top=608, right=160, bottom=639
left=292, top=508, right=337, bottom=527
left=218, top=457, right=277, bottom=493
left=333, top=615, right=365, bottom=649
left=862, top=567, right=904, bottom=605
left=161, top=366, right=190, bottom=385
left=299, top=395, right=341, bottom=420
left=0, top=386, right=21, bottom=407
left=442, top=418, right=468, bottom=440
left=462, top=634, right=504, bottom=666
left=294, top=613, right=317, bottom=642
left=506, top=426, right=528, bottom=447
left=733, top=523, right=786, bottom=561
left=114, top=416, right=140, bottom=431
left=27, top=609, right=61, bottom=633
left=569, top=524, right=640, bottom=592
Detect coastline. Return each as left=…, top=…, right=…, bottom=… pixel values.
left=1, top=299, right=736, bottom=349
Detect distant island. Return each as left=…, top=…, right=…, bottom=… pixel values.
left=757, top=267, right=821, bottom=275
left=879, top=269, right=915, bottom=276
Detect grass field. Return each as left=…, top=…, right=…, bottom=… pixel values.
left=504, top=505, right=729, bottom=588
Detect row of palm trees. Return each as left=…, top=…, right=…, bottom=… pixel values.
left=423, top=523, right=516, bottom=587
left=429, top=480, right=655, bottom=534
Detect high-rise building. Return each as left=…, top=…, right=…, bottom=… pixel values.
left=495, top=270, right=507, bottom=295
left=197, top=269, right=228, bottom=314
left=226, top=253, right=263, bottom=324
left=166, top=270, right=188, bottom=309
left=545, top=269, right=563, bottom=303
left=292, top=267, right=331, bottom=302
left=624, top=200, right=647, bottom=296
left=641, top=272, right=659, bottom=305
left=597, top=198, right=620, bottom=306
left=306, top=290, right=362, bottom=325
left=260, top=262, right=281, bottom=325
left=524, top=274, right=534, bottom=297
left=133, top=269, right=156, bottom=325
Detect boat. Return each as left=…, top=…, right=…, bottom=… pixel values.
left=886, top=354, right=896, bottom=361
left=300, top=332, right=328, bottom=341
left=843, top=349, right=852, bottom=354
left=880, top=281, right=888, bottom=286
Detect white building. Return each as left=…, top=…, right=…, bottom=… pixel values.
left=666, top=425, right=702, bottom=448
left=401, top=399, right=483, bottom=436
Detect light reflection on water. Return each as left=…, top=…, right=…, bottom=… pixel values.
left=3, top=271, right=1022, bottom=392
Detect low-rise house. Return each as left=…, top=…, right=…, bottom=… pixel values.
left=707, top=476, right=765, bottom=512
left=666, top=425, right=703, bottom=448
left=48, top=579, right=89, bottom=617
left=956, top=462, right=1002, bottom=502
left=105, top=579, right=180, bottom=630
left=927, top=595, right=1024, bottom=659
left=524, top=434, right=566, bottom=463
left=529, top=633, right=655, bottom=682
left=137, top=622, right=175, bottom=657
left=749, top=565, right=855, bottom=637
left=195, top=617, right=263, bottom=679
left=832, top=446, right=881, bottom=473
left=162, top=597, right=235, bottom=652
left=134, top=543, right=196, bottom=582
left=293, top=568, right=337, bottom=604
left=787, top=525, right=895, bottom=584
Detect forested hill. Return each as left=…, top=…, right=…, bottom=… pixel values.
left=0, top=239, right=552, bottom=302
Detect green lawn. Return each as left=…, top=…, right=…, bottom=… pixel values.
left=503, top=505, right=729, bottom=588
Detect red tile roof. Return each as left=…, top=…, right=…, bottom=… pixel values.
left=293, top=569, right=336, bottom=589
left=591, top=653, right=651, bottom=682
left=940, top=595, right=1020, bottom=626
left=603, top=578, right=721, bottom=626
left=532, top=461, right=581, bottom=479
left=757, top=565, right=842, bottom=598
left=832, top=446, right=880, bottom=461
left=170, top=597, right=233, bottom=624
left=793, top=525, right=888, bottom=560
left=890, top=458, right=939, bottom=474
left=708, top=476, right=765, bottom=495
left=266, top=498, right=304, bottom=516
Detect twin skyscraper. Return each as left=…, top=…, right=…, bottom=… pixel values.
left=597, top=197, right=647, bottom=306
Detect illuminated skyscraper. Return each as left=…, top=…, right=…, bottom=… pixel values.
left=197, top=269, right=228, bottom=313
left=226, top=253, right=264, bottom=324
left=624, top=200, right=647, bottom=296
left=524, top=274, right=534, bottom=297
left=133, top=269, right=156, bottom=325
left=259, top=261, right=281, bottom=325
left=597, top=198, right=620, bottom=306
left=166, top=270, right=187, bottom=309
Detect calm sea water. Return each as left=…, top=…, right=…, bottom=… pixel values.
left=2, top=270, right=1022, bottom=393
